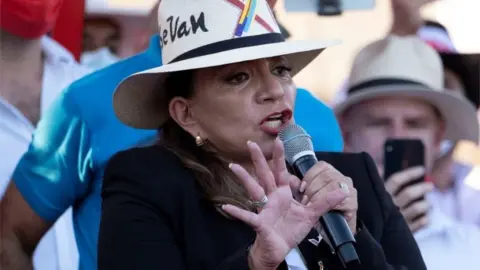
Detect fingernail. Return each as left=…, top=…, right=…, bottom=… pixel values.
left=247, top=140, right=252, bottom=146
left=301, top=195, right=308, bottom=205
left=229, top=163, right=235, bottom=169
left=300, top=182, right=306, bottom=193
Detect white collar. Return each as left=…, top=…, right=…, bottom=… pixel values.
left=41, top=36, right=76, bottom=64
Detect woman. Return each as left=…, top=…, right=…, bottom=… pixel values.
left=98, top=0, right=426, bottom=269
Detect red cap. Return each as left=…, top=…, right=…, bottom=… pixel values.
left=0, top=0, right=64, bottom=39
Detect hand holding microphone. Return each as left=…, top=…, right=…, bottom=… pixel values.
left=222, top=123, right=360, bottom=269
left=222, top=138, right=350, bottom=269
left=289, top=161, right=358, bottom=235
left=279, top=123, right=360, bottom=267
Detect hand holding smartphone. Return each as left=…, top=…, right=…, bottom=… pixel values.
left=383, top=139, right=432, bottom=232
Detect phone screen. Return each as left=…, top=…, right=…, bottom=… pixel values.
left=384, top=139, right=426, bottom=221
left=384, top=139, right=425, bottom=193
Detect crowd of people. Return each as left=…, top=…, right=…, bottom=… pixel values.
left=1, top=0, right=479, bottom=269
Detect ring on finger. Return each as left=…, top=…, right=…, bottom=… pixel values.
left=339, top=182, right=349, bottom=193
left=250, top=195, right=268, bottom=208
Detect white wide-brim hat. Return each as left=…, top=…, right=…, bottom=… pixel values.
left=335, top=36, right=479, bottom=143
left=113, top=0, right=340, bottom=129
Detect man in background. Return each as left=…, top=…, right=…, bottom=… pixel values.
left=80, top=17, right=121, bottom=70
left=0, top=0, right=91, bottom=269
left=336, top=35, right=480, bottom=269
left=333, top=1, right=480, bottom=218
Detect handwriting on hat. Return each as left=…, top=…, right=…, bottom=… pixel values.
left=159, top=12, right=209, bottom=48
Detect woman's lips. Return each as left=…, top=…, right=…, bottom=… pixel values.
left=259, top=110, right=292, bottom=135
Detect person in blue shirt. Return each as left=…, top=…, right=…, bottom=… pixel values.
left=0, top=31, right=342, bottom=269
left=0, top=5, right=344, bottom=270
left=0, top=35, right=161, bottom=270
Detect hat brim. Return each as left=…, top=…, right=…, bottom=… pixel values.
left=114, top=39, right=340, bottom=129
left=334, top=85, right=479, bottom=143
left=439, top=52, right=480, bottom=108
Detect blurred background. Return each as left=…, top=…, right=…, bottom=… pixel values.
left=78, top=0, right=479, bottom=101
left=2, top=0, right=480, bottom=269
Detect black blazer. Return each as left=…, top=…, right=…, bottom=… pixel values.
left=98, top=145, right=426, bottom=270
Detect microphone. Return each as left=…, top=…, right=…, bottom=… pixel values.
left=279, top=123, right=360, bottom=268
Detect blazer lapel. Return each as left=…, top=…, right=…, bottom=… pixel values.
left=298, top=229, right=324, bottom=269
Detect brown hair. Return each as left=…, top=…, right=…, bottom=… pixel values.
left=158, top=71, right=254, bottom=213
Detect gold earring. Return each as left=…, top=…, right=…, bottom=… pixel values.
left=195, top=134, right=205, bottom=147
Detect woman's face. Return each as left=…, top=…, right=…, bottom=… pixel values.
left=169, top=57, right=295, bottom=162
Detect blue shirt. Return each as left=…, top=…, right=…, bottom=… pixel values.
left=13, top=36, right=343, bottom=269
left=294, top=88, right=343, bottom=152
left=13, top=37, right=161, bottom=270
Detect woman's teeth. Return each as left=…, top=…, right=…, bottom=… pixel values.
left=265, top=119, right=282, bottom=128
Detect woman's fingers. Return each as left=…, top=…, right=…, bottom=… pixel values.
left=222, top=204, right=260, bottom=229
left=289, top=176, right=301, bottom=192
left=301, top=161, right=335, bottom=195
left=248, top=141, right=276, bottom=194
left=306, top=188, right=349, bottom=218
left=229, top=163, right=266, bottom=202
left=271, top=138, right=289, bottom=186
left=302, top=176, right=353, bottom=205
left=332, top=190, right=358, bottom=213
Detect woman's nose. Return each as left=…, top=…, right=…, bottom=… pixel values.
left=257, top=76, right=285, bottom=103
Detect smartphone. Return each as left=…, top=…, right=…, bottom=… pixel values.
left=384, top=139, right=425, bottom=185
left=384, top=139, right=426, bottom=221
left=284, top=0, right=375, bottom=16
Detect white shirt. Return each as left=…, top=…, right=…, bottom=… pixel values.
left=0, top=36, right=91, bottom=270
left=413, top=166, right=480, bottom=270
left=415, top=204, right=480, bottom=270
left=429, top=162, right=480, bottom=226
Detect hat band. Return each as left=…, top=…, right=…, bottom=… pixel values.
left=169, top=33, right=285, bottom=63
left=348, top=78, right=429, bottom=94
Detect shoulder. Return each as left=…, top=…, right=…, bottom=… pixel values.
left=315, top=151, right=377, bottom=179
left=66, top=52, right=153, bottom=99
left=315, top=152, right=389, bottom=217
left=106, top=145, right=181, bottom=172
left=63, top=52, right=156, bottom=126
left=315, top=151, right=380, bottom=189
left=103, top=145, right=196, bottom=207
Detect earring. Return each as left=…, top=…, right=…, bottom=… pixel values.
left=195, top=134, right=205, bottom=147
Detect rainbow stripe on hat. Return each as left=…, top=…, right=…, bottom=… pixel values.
left=234, top=0, right=257, bottom=37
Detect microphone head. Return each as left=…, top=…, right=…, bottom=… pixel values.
left=278, top=123, right=315, bottom=165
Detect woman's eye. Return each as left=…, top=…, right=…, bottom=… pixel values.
left=226, top=72, right=249, bottom=85
left=273, top=66, right=293, bottom=78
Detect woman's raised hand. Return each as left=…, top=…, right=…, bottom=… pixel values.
left=222, top=138, right=349, bottom=269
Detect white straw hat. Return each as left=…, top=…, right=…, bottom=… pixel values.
left=335, top=35, right=479, bottom=143
left=113, top=0, right=340, bottom=129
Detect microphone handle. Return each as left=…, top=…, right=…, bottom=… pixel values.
left=293, top=155, right=360, bottom=268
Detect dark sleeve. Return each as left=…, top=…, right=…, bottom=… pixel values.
left=352, top=153, right=427, bottom=270
left=97, top=148, right=253, bottom=270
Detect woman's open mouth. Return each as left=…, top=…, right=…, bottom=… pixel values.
left=260, top=110, right=293, bottom=135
